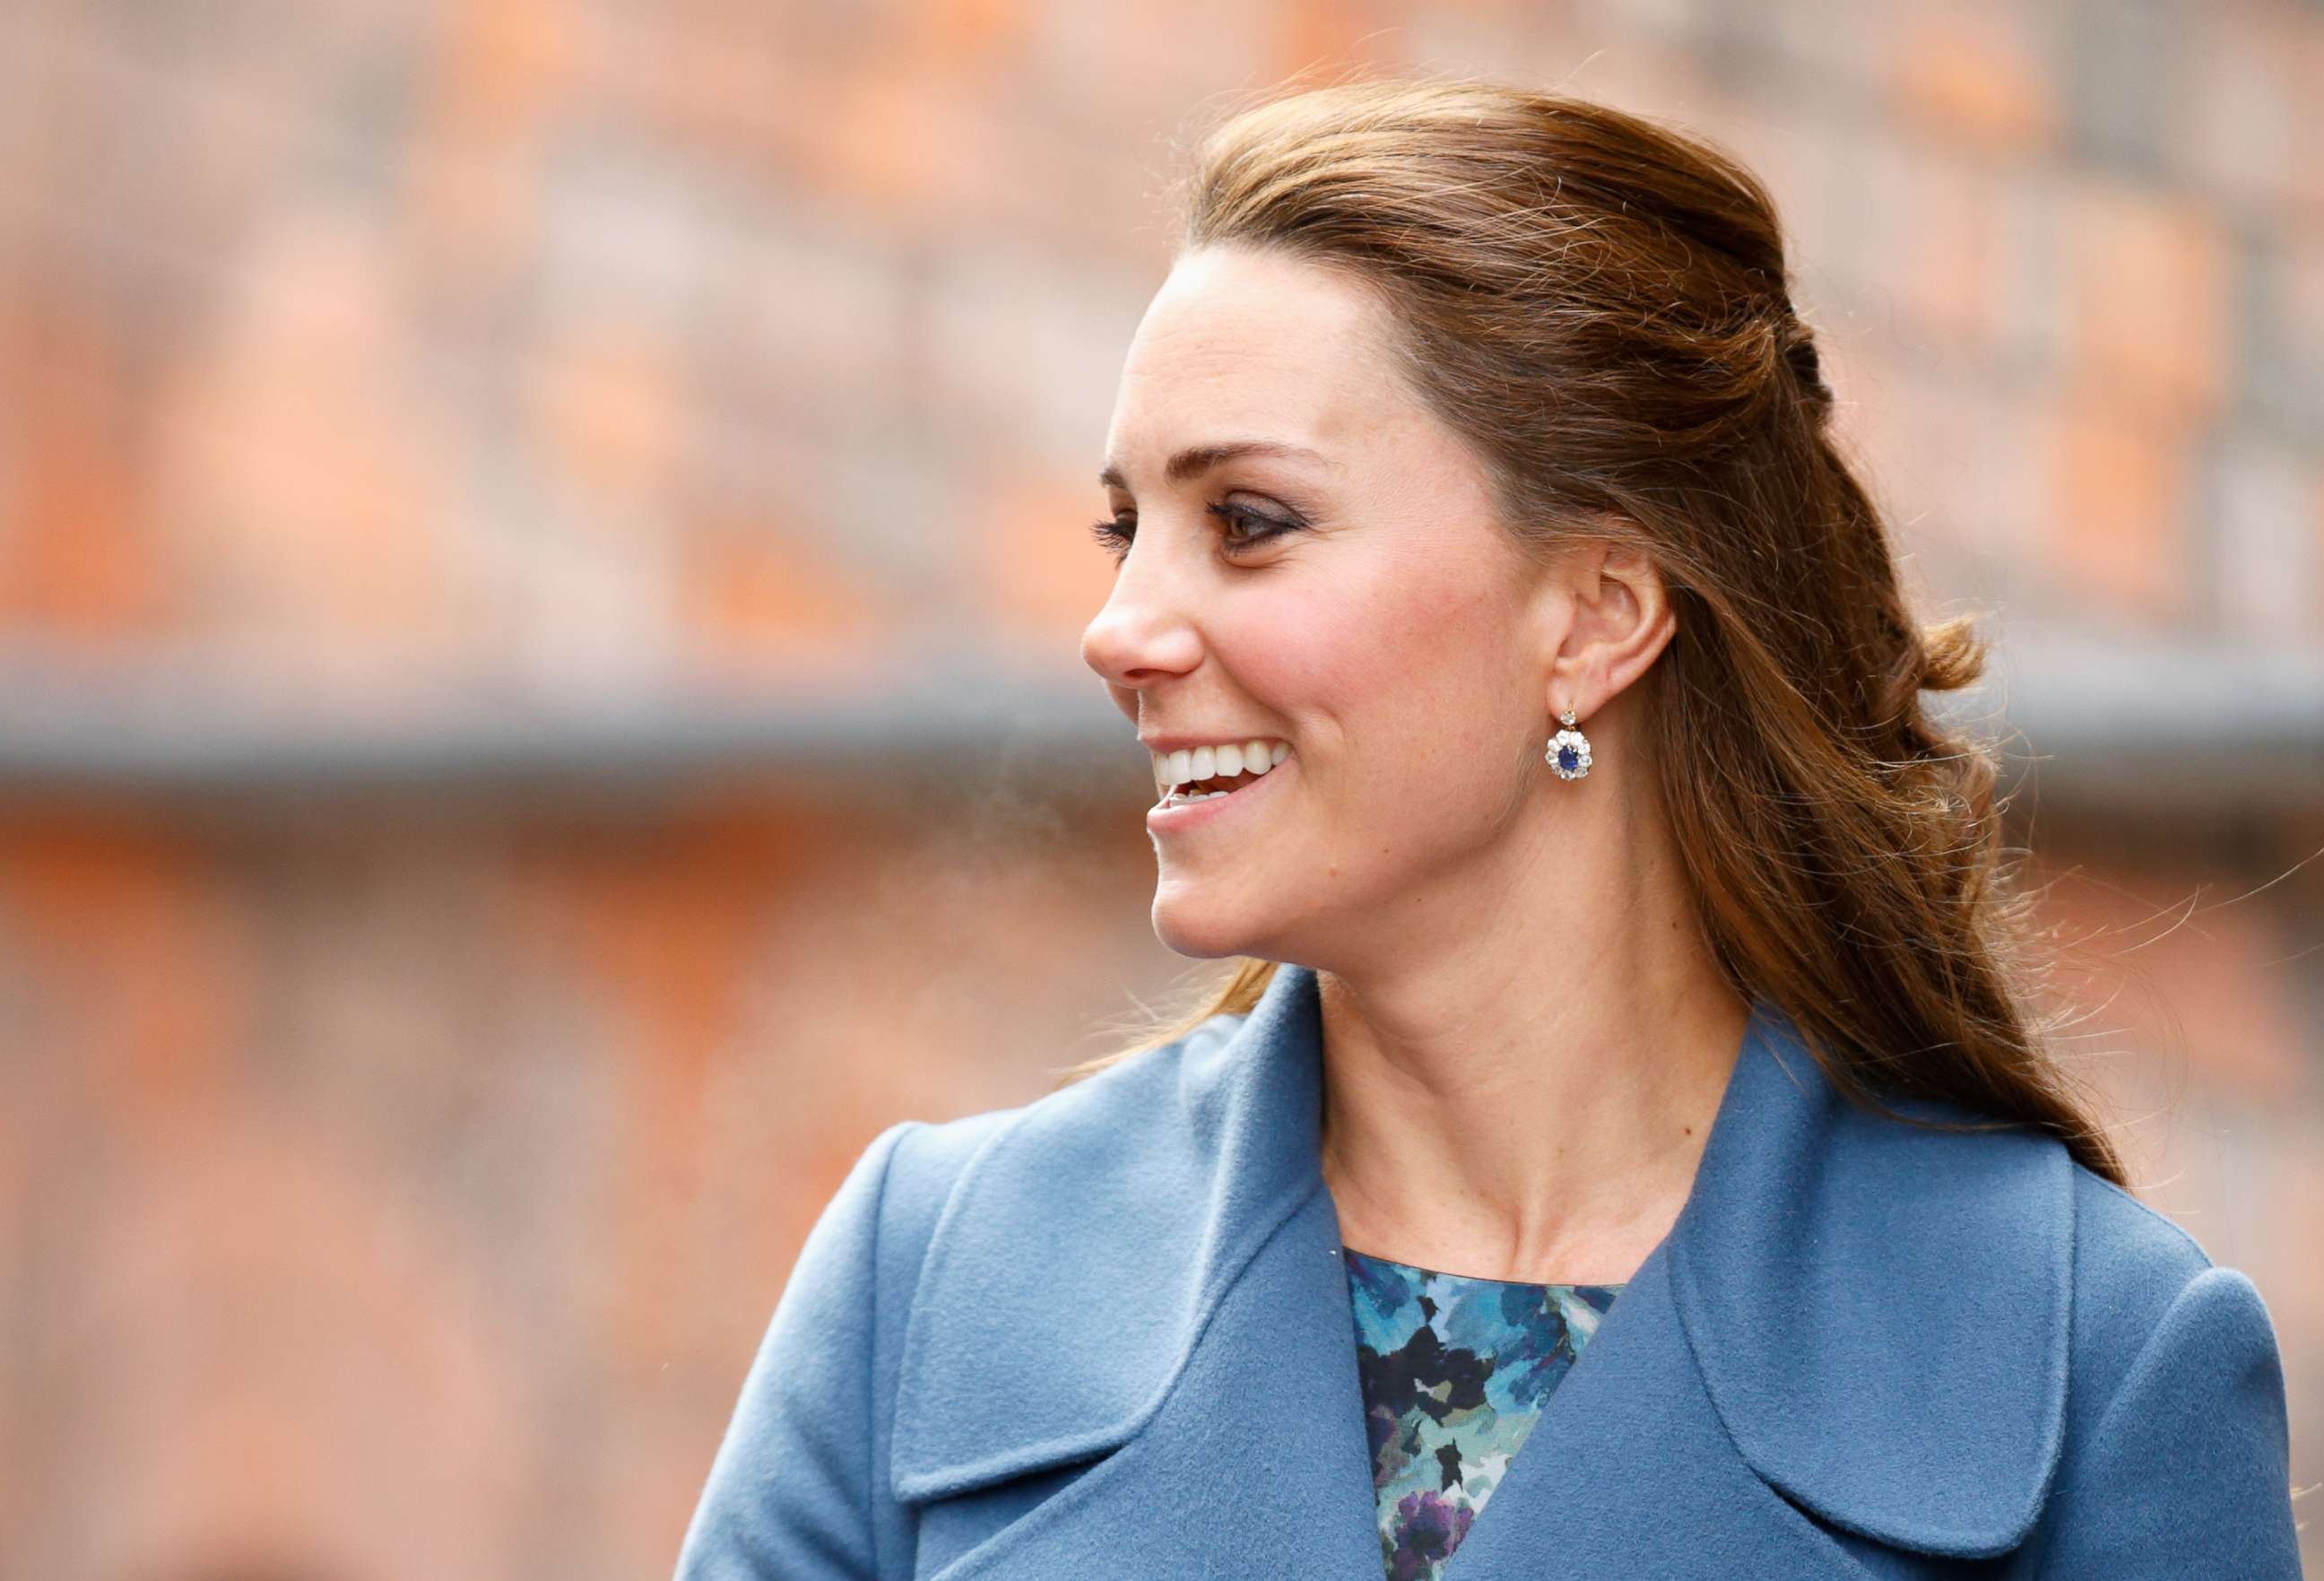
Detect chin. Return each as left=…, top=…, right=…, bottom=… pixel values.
left=1149, top=892, right=1270, bottom=961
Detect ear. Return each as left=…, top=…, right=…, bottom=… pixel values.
left=1539, top=540, right=1678, bottom=721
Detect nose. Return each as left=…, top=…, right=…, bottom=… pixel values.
left=1080, top=558, right=1203, bottom=719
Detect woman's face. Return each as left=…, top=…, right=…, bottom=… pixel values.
left=1081, top=244, right=1570, bottom=965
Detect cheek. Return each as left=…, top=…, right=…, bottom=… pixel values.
left=1218, top=593, right=1406, bottom=731
left=1235, top=564, right=1524, bottom=772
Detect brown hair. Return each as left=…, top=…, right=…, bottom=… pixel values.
left=1057, top=74, right=2124, bottom=1186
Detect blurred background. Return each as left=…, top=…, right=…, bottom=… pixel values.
left=0, top=0, right=2319, bottom=1576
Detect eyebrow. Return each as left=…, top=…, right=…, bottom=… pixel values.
left=1098, top=439, right=1331, bottom=491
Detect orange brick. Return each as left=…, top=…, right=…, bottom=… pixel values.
left=0, top=819, right=242, bottom=1148
left=1888, top=0, right=2062, bottom=149
left=0, top=304, right=171, bottom=632
left=815, top=56, right=1000, bottom=221
left=2044, top=395, right=2192, bottom=623
left=528, top=324, right=688, bottom=517
left=967, top=470, right=1120, bottom=643
left=678, top=513, right=888, bottom=673
left=925, top=0, right=1032, bottom=57
left=2061, top=178, right=2232, bottom=421
left=151, top=211, right=465, bottom=655
left=1895, top=144, right=2001, bottom=347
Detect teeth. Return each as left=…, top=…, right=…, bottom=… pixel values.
left=1157, top=788, right=1232, bottom=808
left=1150, top=738, right=1290, bottom=793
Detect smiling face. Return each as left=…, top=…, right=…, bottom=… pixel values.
left=1080, top=243, right=1571, bottom=966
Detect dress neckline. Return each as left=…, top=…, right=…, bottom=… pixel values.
left=1340, top=1244, right=1626, bottom=1290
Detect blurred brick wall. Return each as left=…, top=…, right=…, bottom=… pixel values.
left=0, top=1, right=2318, bottom=1576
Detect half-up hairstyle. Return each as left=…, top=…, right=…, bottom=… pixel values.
left=1058, top=74, right=2124, bottom=1186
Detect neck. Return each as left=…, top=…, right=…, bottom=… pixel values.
left=1313, top=802, right=1748, bottom=1287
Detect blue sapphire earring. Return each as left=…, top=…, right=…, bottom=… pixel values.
left=1547, top=708, right=1592, bottom=781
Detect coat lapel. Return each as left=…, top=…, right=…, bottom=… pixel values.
left=1662, top=987, right=2076, bottom=1558
left=887, top=962, right=2072, bottom=1578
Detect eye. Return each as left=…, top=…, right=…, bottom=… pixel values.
left=1087, top=516, right=1134, bottom=557
left=1087, top=503, right=1301, bottom=564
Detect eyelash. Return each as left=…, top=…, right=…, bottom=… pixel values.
left=1088, top=502, right=1299, bottom=562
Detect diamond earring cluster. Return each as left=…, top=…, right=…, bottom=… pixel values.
left=1547, top=708, right=1592, bottom=781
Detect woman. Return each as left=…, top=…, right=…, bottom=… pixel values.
left=675, top=79, right=2302, bottom=1580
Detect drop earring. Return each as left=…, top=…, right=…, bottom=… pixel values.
left=1547, top=707, right=1592, bottom=781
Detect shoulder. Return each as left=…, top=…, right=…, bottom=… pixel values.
left=2060, top=1160, right=2283, bottom=1420
left=866, top=1012, right=1248, bottom=1275
left=1838, top=1082, right=2237, bottom=1355
left=2016, top=1161, right=2300, bottom=1572
left=1688, top=1060, right=2294, bottom=1563
left=2066, top=1164, right=2216, bottom=1355
left=1867, top=1109, right=2268, bottom=1386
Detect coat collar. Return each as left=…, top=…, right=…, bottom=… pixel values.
left=890, top=960, right=2073, bottom=1569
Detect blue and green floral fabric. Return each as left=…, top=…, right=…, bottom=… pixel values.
left=1344, top=1247, right=1623, bottom=1581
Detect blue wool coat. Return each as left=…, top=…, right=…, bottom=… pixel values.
left=672, top=962, right=2303, bottom=1579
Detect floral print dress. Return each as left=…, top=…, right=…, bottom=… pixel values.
left=1343, top=1247, right=1624, bottom=1581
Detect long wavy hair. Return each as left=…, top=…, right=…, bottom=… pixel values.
left=1054, top=74, right=2125, bottom=1186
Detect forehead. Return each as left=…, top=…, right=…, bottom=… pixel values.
left=1104, top=245, right=1400, bottom=473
